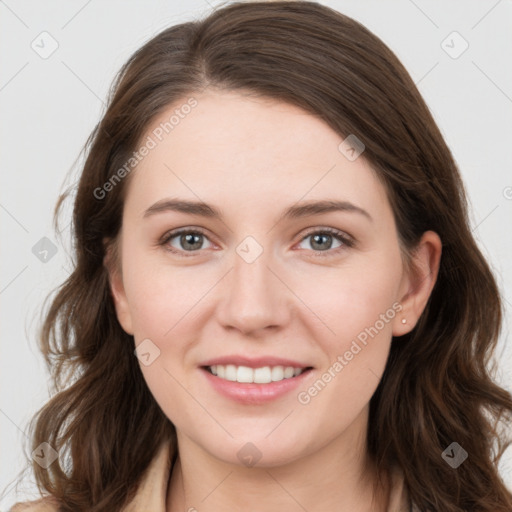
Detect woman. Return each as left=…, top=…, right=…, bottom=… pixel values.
left=10, top=1, right=512, bottom=511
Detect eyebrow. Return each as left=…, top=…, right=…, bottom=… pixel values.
left=143, top=198, right=373, bottom=223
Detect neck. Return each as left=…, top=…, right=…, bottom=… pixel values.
left=166, top=410, right=390, bottom=512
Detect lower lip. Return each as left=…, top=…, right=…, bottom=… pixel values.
left=200, top=367, right=313, bottom=405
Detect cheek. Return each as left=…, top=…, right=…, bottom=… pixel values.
left=120, top=244, right=204, bottom=339
left=295, top=261, right=401, bottom=420
left=292, top=255, right=401, bottom=406
left=121, top=251, right=204, bottom=426
left=296, top=255, right=402, bottom=346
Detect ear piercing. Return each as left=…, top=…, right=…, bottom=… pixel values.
left=401, top=318, right=407, bottom=324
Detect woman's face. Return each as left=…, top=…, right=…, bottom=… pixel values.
left=108, top=89, right=434, bottom=468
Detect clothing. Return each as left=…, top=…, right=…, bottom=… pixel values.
left=10, top=439, right=419, bottom=511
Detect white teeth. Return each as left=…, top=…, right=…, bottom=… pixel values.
left=236, top=365, right=252, bottom=383
left=271, top=366, right=284, bottom=381
left=284, top=367, right=295, bottom=379
left=253, top=366, right=272, bottom=383
left=208, top=365, right=306, bottom=383
left=225, top=364, right=237, bottom=381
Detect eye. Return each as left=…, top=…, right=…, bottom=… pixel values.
left=160, top=228, right=214, bottom=257
left=159, top=226, right=354, bottom=258
left=296, top=228, right=353, bottom=257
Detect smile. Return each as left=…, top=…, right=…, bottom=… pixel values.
left=205, top=364, right=309, bottom=384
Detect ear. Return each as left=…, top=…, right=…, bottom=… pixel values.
left=392, top=230, right=442, bottom=336
left=103, top=236, right=134, bottom=335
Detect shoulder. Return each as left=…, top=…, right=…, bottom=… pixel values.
left=9, top=497, right=60, bottom=512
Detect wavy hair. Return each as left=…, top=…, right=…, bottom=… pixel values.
left=10, top=1, right=512, bottom=510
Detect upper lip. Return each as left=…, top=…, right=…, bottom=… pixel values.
left=200, top=355, right=313, bottom=369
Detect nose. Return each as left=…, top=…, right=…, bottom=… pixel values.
left=215, top=243, right=291, bottom=336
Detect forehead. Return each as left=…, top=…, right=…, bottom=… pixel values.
left=123, top=89, right=390, bottom=223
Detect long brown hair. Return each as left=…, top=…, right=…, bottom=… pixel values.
left=12, top=1, right=512, bottom=510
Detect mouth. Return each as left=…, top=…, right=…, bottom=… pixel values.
left=201, top=364, right=314, bottom=384
left=200, top=363, right=315, bottom=404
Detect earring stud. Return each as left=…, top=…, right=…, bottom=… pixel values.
left=401, top=318, right=407, bottom=324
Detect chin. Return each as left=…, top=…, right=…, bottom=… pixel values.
left=200, top=434, right=309, bottom=469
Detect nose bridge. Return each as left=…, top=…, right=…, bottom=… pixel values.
left=216, top=235, right=288, bottom=333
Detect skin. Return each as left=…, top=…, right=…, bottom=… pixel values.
left=106, top=89, right=441, bottom=512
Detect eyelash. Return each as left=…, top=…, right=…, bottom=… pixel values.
left=159, top=226, right=355, bottom=259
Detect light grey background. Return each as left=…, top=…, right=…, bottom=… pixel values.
left=1, top=0, right=511, bottom=508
